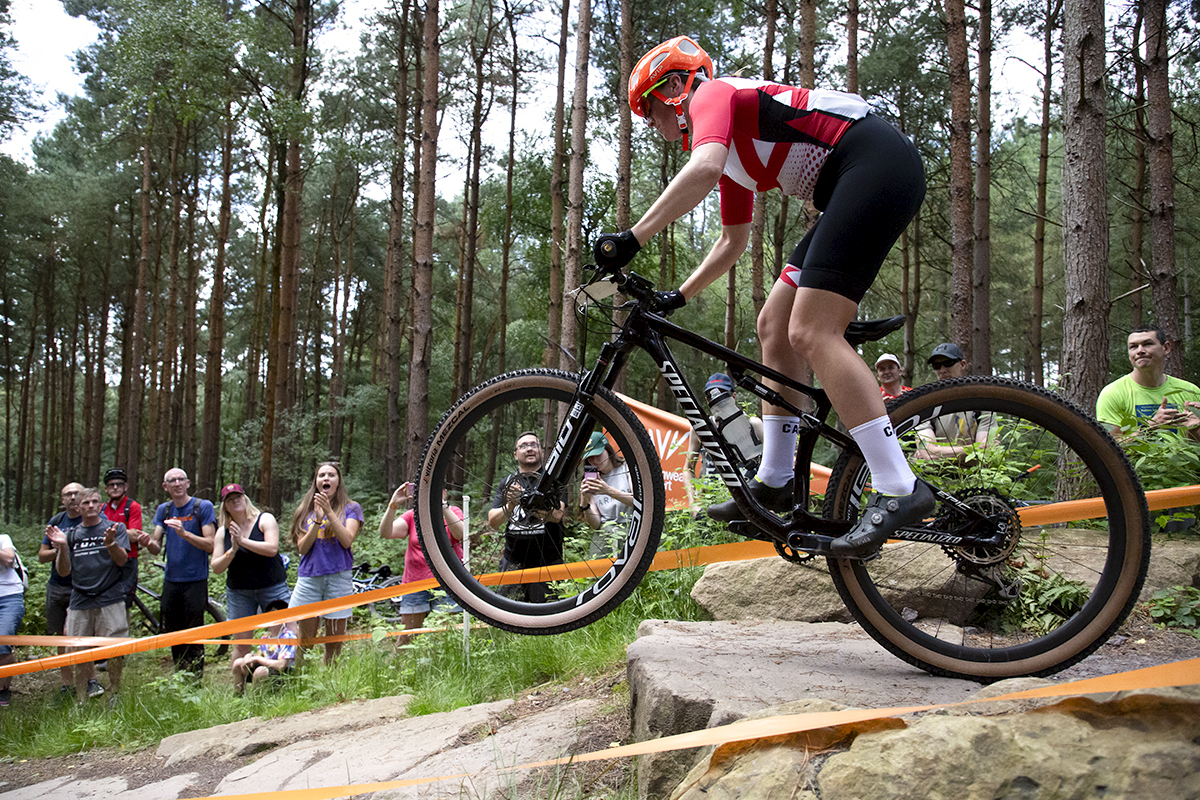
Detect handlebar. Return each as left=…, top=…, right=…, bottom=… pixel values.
left=582, top=262, right=663, bottom=311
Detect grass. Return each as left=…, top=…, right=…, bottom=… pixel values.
left=0, top=509, right=721, bottom=764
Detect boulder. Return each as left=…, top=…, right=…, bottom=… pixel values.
left=689, top=557, right=851, bottom=622
left=818, top=688, right=1200, bottom=800
left=667, top=687, right=1200, bottom=800
left=626, top=619, right=979, bottom=798
left=691, top=536, right=1200, bottom=622
left=1142, top=538, right=1200, bottom=602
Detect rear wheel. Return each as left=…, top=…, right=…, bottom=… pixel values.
left=415, top=369, right=664, bottom=635
left=824, top=377, right=1150, bottom=681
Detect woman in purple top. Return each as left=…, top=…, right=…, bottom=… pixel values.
left=287, top=462, right=363, bottom=664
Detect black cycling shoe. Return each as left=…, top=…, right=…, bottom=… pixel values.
left=706, top=478, right=795, bottom=522
left=829, top=480, right=936, bottom=558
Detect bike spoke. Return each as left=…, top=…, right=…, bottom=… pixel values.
left=826, top=378, right=1149, bottom=681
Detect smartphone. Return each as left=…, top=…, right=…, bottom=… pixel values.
left=583, top=466, right=599, bottom=480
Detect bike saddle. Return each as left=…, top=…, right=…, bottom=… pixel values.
left=844, top=315, right=905, bottom=346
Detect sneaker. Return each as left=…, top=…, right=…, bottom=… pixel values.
left=87, top=678, right=105, bottom=699
left=0, top=687, right=10, bottom=706
left=829, top=480, right=936, bottom=558
left=706, top=477, right=795, bottom=522
left=57, top=685, right=73, bottom=703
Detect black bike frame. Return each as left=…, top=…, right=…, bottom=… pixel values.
left=536, top=297, right=857, bottom=550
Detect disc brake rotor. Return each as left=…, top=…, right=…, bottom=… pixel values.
left=935, top=488, right=1022, bottom=566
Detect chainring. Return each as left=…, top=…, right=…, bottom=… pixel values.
left=774, top=541, right=817, bottom=564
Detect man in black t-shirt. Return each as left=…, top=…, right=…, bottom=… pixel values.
left=46, top=488, right=130, bottom=702
left=487, top=432, right=566, bottom=603
left=38, top=482, right=83, bottom=698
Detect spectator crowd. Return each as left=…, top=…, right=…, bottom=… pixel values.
left=0, top=325, right=1195, bottom=710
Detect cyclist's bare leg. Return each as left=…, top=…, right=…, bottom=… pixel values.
left=785, top=288, right=933, bottom=553
left=757, top=280, right=808, bottom=415
left=785, top=287, right=886, bottom=429
left=744, top=281, right=809, bottom=492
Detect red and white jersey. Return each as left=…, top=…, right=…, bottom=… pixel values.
left=688, top=77, right=872, bottom=225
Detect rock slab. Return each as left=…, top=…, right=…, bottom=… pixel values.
left=626, top=618, right=980, bottom=798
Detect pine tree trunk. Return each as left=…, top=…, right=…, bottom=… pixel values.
left=972, top=0, right=992, bottom=375
left=384, top=0, right=411, bottom=491
left=544, top=0, right=569, bottom=375
left=562, top=0, right=590, bottom=371
left=405, top=0, right=440, bottom=479
left=1060, top=0, right=1110, bottom=410
left=200, top=107, right=234, bottom=494
left=946, top=0, right=974, bottom=362
left=1144, top=0, right=1180, bottom=371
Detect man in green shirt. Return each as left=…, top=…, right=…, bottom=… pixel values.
left=1096, top=325, right=1200, bottom=441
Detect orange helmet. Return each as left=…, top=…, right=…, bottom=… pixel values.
left=628, top=36, right=713, bottom=119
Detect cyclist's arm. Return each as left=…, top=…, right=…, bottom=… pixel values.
left=679, top=223, right=752, bottom=300
left=630, top=142, right=728, bottom=247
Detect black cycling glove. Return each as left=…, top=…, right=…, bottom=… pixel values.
left=651, top=290, right=686, bottom=315
left=593, top=230, right=642, bottom=270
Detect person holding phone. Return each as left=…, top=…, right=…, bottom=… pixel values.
left=379, top=483, right=465, bottom=643
left=579, top=432, right=635, bottom=557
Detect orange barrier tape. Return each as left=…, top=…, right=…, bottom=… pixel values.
left=0, top=577, right=441, bottom=679
left=5, top=482, right=1197, bottom=677
left=1018, top=483, right=1200, bottom=526
left=191, top=657, right=1200, bottom=800
left=0, top=541, right=782, bottom=676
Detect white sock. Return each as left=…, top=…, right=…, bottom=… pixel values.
left=849, top=416, right=917, bottom=496
left=756, top=415, right=801, bottom=487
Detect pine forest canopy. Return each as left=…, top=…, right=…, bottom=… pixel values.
left=0, top=0, right=1194, bottom=525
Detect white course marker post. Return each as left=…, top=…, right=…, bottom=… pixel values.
left=462, top=495, right=470, bottom=667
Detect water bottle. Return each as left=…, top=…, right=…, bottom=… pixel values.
left=704, top=373, right=761, bottom=467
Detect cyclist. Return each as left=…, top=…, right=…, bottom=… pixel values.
left=594, top=36, right=933, bottom=557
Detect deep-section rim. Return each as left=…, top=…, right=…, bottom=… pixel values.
left=825, top=376, right=1150, bottom=681
left=415, top=368, right=665, bottom=635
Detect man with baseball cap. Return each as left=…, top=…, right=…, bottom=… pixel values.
left=916, top=343, right=995, bottom=459
left=874, top=354, right=911, bottom=401
left=101, top=468, right=151, bottom=616
left=927, top=342, right=968, bottom=379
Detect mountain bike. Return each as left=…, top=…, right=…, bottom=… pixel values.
left=414, top=261, right=1150, bottom=682
left=130, top=562, right=230, bottom=658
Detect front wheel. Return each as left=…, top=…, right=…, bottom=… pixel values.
left=415, top=369, right=665, bottom=635
left=824, top=377, right=1150, bottom=682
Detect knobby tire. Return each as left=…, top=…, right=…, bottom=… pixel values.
left=415, top=369, right=664, bottom=635
left=824, top=377, right=1150, bottom=681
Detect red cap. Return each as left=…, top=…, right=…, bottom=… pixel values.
left=220, top=483, right=245, bottom=501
